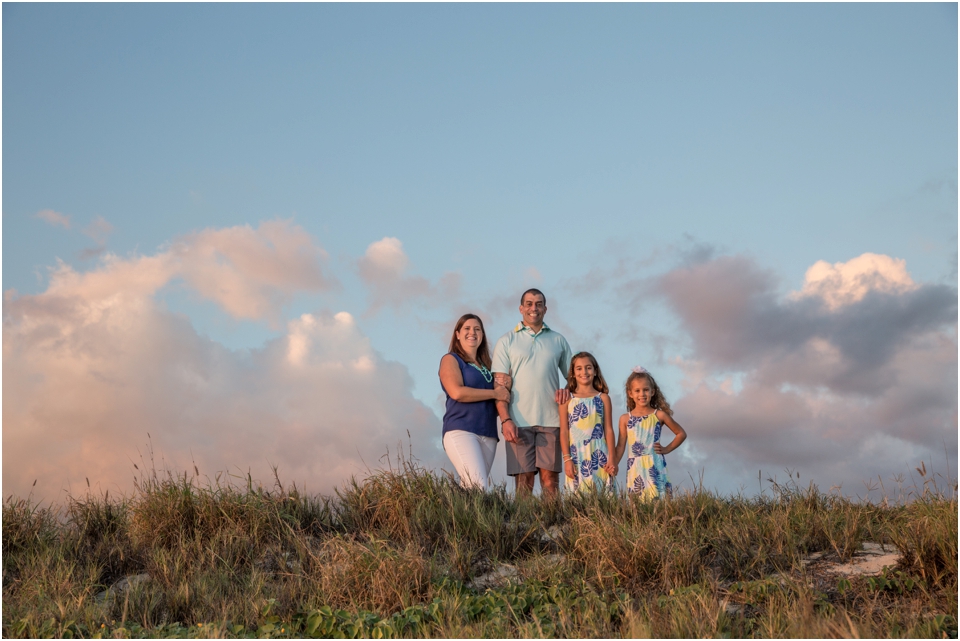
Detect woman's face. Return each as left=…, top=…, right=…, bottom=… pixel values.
left=457, top=319, right=483, bottom=351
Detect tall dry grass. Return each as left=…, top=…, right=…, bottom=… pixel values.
left=3, top=459, right=956, bottom=638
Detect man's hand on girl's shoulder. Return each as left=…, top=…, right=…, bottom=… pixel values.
left=555, top=388, right=570, bottom=405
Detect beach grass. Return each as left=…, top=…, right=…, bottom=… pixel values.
left=3, top=460, right=956, bottom=638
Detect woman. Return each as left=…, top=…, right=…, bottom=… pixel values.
left=439, top=313, right=510, bottom=489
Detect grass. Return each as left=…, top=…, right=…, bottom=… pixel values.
left=3, top=460, right=956, bottom=639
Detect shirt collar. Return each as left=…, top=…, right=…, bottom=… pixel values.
left=514, top=321, right=550, bottom=334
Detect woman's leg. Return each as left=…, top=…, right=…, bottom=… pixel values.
left=443, top=431, right=490, bottom=490
left=479, top=435, right=498, bottom=481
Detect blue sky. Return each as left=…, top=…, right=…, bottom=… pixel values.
left=3, top=3, right=957, bottom=502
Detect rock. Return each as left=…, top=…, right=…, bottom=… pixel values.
left=540, top=525, right=563, bottom=544
left=801, top=551, right=825, bottom=566
left=95, top=573, right=151, bottom=605
left=467, top=563, right=519, bottom=590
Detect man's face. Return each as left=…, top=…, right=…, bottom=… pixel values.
left=519, top=293, right=546, bottom=327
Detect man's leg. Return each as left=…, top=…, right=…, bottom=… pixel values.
left=515, top=472, right=536, bottom=495
left=534, top=425, right=563, bottom=499
left=538, top=468, right=560, bottom=498
left=505, top=427, right=537, bottom=496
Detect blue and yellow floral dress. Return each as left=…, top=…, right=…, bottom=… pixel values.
left=625, top=411, right=672, bottom=499
left=564, top=395, right=614, bottom=493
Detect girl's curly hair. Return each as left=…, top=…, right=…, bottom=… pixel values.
left=625, top=371, right=672, bottom=415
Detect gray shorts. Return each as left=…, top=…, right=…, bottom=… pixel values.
left=505, top=425, right=562, bottom=475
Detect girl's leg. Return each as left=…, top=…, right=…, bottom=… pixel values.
left=443, top=431, right=490, bottom=490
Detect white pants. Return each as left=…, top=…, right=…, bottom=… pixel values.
left=443, top=430, right=498, bottom=490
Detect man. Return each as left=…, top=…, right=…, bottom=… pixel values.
left=491, top=289, right=572, bottom=497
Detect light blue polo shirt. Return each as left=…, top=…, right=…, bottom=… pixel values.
left=491, top=322, right=573, bottom=428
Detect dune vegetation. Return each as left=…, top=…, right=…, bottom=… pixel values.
left=3, top=457, right=957, bottom=639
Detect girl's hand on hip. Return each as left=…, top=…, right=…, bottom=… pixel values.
left=653, top=443, right=665, bottom=455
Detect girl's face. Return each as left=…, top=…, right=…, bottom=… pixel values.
left=573, top=358, right=596, bottom=388
left=457, top=319, right=483, bottom=351
left=629, top=378, right=654, bottom=408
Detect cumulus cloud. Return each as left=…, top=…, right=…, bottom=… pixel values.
left=648, top=253, right=957, bottom=495
left=791, top=253, right=917, bottom=310
left=357, top=237, right=460, bottom=315
left=171, top=220, right=337, bottom=321
left=35, top=209, right=72, bottom=229
left=28, top=219, right=335, bottom=325
left=2, top=227, right=442, bottom=503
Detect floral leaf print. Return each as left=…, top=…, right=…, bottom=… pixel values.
left=570, top=401, right=589, bottom=423
left=627, top=456, right=635, bottom=471
left=580, top=458, right=593, bottom=479
left=593, top=395, right=604, bottom=416
left=631, top=442, right=645, bottom=457
left=592, top=450, right=608, bottom=468
left=654, top=420, right=662, bottom=442
left=649, top=465, right=661, bottom=489
left=632, top=475, right=645, bottom=493
left=583, top=423, right=604, bottom=446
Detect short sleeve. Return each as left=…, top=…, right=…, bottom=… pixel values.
left=491, top=334, right=511, bottom=374
left=558, top=335, right=573, bottom=376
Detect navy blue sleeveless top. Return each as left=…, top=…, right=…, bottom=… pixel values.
left=441, top=353, right=499, bottom=440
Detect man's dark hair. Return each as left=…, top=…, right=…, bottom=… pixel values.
left=520, top=288, right=546, bottom=305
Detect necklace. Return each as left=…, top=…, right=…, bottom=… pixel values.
left=468, top=362, right=493, bottom=383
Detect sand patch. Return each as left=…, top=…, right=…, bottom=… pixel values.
left=805, top=542, right=901, bottom=577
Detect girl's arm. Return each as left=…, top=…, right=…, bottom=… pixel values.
left=601, top=394, right=617, bottom=476
left=439, top=355, right=510, bottom=403
left=559, top=405, right=576, bottom=480
left=614, top=414, right=628, bottom=465
left=653, top=410, right=687, bottom=455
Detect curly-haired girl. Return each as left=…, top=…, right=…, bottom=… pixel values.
left=614, top=367, right=686, bottom=499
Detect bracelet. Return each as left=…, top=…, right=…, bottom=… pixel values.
left=562, top=456, right=572, bottom=462
left=502, top=418, right=514, bottom=425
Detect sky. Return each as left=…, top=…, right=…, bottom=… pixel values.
left=3, top=3, right=957, bottom=504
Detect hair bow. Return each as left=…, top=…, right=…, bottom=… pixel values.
left=632, top=366, right=647, bottom=374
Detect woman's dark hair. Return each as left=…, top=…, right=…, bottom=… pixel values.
left=565, top=351, right=609, bottom=394
left=448, top=313, right=492, bottom=369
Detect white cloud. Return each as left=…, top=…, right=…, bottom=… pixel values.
left=646, top=252, right=957, bottom=496
left=357, top=237, right=460, bottom=315
left=172, top=220, right=337, bottom=321
left=23, top=219, right=335, bottom=326
left=35, top=209, right=72, bottom=229
left=2, top=229, right=443, bottom=502
left=791, top=253, right=917, bottom=310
